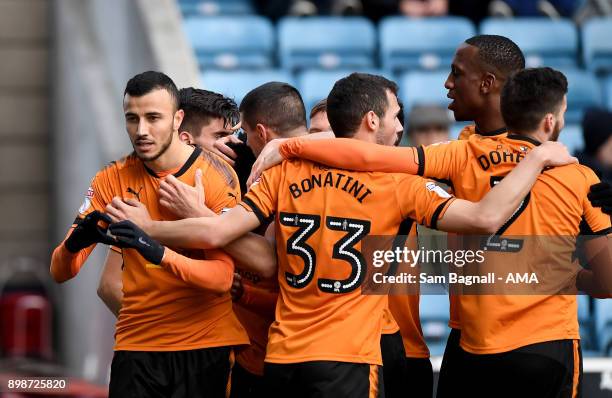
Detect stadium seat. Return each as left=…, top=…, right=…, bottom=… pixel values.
left=559, top=124, right=584, bottom=155
left=561, top=69, right=603, bottom=124
left=480, top=18, right=578, bottom=68
left=595, top=299, right=612, bottom=355
left=604, top=76, right=612, bottom=110
left=398, top=71, right=450, bottom=115
left=582, top=18, right=612, bottom=74
left=178, top=0, right=254, bottom=17
left=298, top=69, right=389, bottom=114
left=420, top=294, right=450, bottom=356
left=379, top=17, right=476, bottom=72
left=184, top=16, right=274, bottom=70
left=200, top=70, right=295, bottom=104
left=278, top=17, right=376, bottom=71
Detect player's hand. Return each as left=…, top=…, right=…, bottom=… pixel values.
left=533, top=141, right=578, bottom=168
left=247, top=138, right=287, bottom=188
left=64, top=210, right=116, bottom=252
left=159, top=169, right=214, bottom=218
left=588, top=182, right=612, bottom=215
left=212, top=135, right=243, bottom=166
left=230, top=272, right=244, bottom=301
left=105, top=197, right=153, bottom=233
left=109, top=221, right=165, bottom=265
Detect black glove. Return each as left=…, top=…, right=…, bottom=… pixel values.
left=65, top=211, right=115, bottom=253
left=587, top=182, right=612, bottom=215
left=109, top=221, right=165, bottom=265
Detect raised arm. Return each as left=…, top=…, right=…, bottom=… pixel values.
left=437, top=142, right=577, bottom=234
left=576, top=234, right=612, bottom=298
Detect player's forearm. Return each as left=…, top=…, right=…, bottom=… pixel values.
left=147, top=217, right=222, bottom=249
left=50, top=240, right=93, bottom=283
left=280, top=138, right=419, bottom=174
left=224, top=233, right=277, bottom=278
left=475, top=148, right=547, bottom=232
left=97, top=279, right=123, bottom=317
left=160, top=248, right=234, bottom=293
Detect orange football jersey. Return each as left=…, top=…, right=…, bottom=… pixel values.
left=240, top=159, right=454, bottom=365
left=51, top=147, right=249, bottom=351
left=420, top=133, right=610, bottom=353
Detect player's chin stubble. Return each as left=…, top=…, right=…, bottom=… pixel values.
left=134, top=130, right=174, bottom=162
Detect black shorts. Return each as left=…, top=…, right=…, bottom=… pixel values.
left=380, top=332, right=407, bottom=398
left=405, top=357, right=433, bottom=398
left=456, top=339, right=582, bottom=398
left=109, top=346, right=232, bottom=398
left=229, top=362, right=267, bottom=398
left=264, top=361, right=384, bottom=398
left=436, top=328, right=462, bottom=398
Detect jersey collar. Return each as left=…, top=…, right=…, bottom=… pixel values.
left=506, top=134, right=542, bottom=147
left=143, top=146, right=202, bottom=178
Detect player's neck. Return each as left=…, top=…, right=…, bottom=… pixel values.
left=473, top=113, right=506, bottom=135
left=274, top=126, right=309, bottom=139
left=508, top=129, right=546, bottom=144
left=143, top=138, right=193, bottom=173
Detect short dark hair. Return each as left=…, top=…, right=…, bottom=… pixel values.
left=178, top=87, right=239, bottom=135
left=501, top=67, right=568, bottom=132
left=239, top=82, right=306, bottom=134
left=310, top=98, right=327, bottom=120
left=465, top=35, right=525, bottom=78
left=326, top=73, right=398, bottom=138
left=124, top=71, right=180, bottom=109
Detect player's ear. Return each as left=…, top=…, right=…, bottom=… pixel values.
left=255, top=123, right=267, bottom=142
left=178, top=131, right=194, bottom=145
left=542, top=113, right=555, bottom=135
left=481, top=72, right=496, bottom=94
left=173, top=109, right=185, bottom=132
left=364, top=111, right=378, bottom=132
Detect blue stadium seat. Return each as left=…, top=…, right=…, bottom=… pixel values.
left=480, top=18, right=578, bottom=68
left=398, top=71, right=451, bottom=115
left=278, top=17, right=376, bottom=71
left=420, top=294, right=450, bottom=356
left=578, top=295, right=596, bottom=352
left=559, top=124, right=584, bottom=155
left=184, top=16, right=274, bottom=70
left=561, top=69, right=603, bottom=124
left=379, top=17, right=476, bottom=72
left=595, top=299, right=612, bottom=355
left=200, top=70, right=295, bottom=104
left=582, top=18, right=612, bottom=74
left=298, top=69, right=389, bottom=115
left=178, top=0, right=254, bottom=16
left=604, top=76, right=612, bottom=110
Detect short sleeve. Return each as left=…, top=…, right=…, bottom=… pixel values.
left=394, top=174, right=455, bottom=229
left=201, top=152, right=242, bottom=214
left=420, top=140, right=467, bottom=183
left=74, top=167, right=115, bottom=223
left=239, top=165, right=282, bottom=225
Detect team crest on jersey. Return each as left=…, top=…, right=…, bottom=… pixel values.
left=425, top=182, right=452, bottom=198
left=78, top=186, right=94, bottom=214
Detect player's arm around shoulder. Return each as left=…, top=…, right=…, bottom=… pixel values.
left=437, top=141, right=578, bottom=234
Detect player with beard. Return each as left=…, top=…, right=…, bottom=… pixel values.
left=105, top=72, right=576, bottom=398
left=49, top=71, right=269, bottom=397
left=256, top=66, right=612, bottom=396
